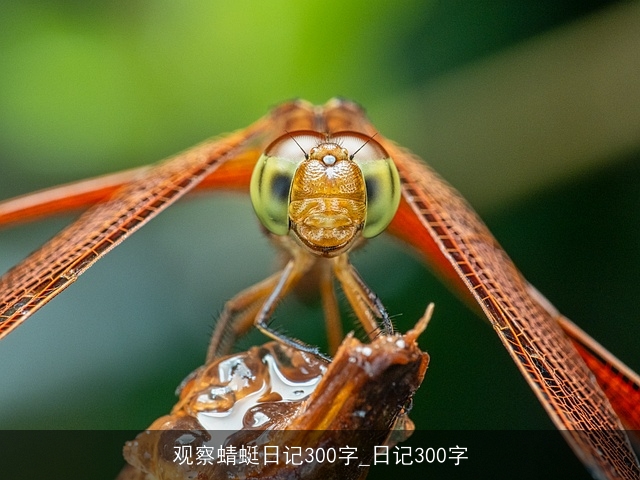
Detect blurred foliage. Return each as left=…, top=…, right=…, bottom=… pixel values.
left=0, top=0, right=624, bottom=183
left=0, top=1, right=638, bottom=479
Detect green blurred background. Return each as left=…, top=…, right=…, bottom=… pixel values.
left=1, top=1, right=639, bottom=478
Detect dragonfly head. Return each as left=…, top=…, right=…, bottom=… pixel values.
left=250, top=131, right=400, bottom=257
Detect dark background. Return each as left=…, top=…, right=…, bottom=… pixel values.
left=0, top=1, right=638, bottom=478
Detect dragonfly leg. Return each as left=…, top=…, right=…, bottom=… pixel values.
left=253, top=253, right=331, bottom=361
left=331, top=254, right=394, bottom=340
left=206, top=271, right=283, bottom=361
left=209, top=236, right=324, bottom=361
left=317, top=261, right=343, bottom=355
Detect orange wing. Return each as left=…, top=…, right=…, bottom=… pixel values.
left=0, top=148, right=259, bottom=228
left=380, top=143, right=640, bottom=479
left=557, top=314, right=640, bottom=431
left=0, top=108, right=279, bottom=339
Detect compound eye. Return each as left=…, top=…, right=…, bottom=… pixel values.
left=250, top=131, right=324, bottom=235
left=331, top=132, right=401, bottom=238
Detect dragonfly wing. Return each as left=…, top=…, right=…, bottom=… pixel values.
left=384, top=144, right=640, bottom=479
left=0, top=143, right=264, bottom=228
left=558, top=314, right=640, bottom=432
left=0, top=167, right=146, bottom=227
left=0, top=112, right=278, bottom=340
left=526, top=282, right=640, bottom=432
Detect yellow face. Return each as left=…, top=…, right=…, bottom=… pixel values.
left=250, top=131, right=400, bottom=257
left=289, top=142, right=366, bottom=254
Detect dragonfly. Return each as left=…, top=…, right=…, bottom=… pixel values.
left=0, top=99, right=639, bottom=479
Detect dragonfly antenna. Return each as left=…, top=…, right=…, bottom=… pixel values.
left=286, top=130, right=309, bottom=159
left=349, top=132, right=378, bottom=160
